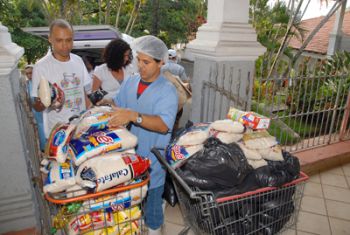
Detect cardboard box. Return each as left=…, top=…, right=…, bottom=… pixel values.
left=241, top=112, right=270, bottom=130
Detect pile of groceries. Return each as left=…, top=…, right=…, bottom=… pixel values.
left=166, top=107, right=301, bottom=233
left=40, top=106, right=150, bottom=235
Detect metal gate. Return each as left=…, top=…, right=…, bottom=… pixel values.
left=14, top=76, right=52, bottom=234
left=200, top=59, right=350, bottom=153
left=254, top=69, right=350, bottom=152
left=200, top=63, right=250, bottom=122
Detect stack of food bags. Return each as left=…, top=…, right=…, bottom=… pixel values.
left=40, top=106, right=150, bottom=235
left=167, top=106, right=300, bottom=191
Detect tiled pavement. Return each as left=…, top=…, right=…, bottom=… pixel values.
left=163, top=162, right=350, bottom=235
left=4, top=163, right=350, bottom=235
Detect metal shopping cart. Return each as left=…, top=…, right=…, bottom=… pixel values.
left=152, top=148, right=308, bottom=235
left=45, top=173, right=149, bottom=235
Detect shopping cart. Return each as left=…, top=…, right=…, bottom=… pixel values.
left=152, top=148, right=308, bottom=235
left=45, top=173, right=150, bottom=235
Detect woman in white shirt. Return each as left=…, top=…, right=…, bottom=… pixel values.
left=92, top=38, right=133, bottom=100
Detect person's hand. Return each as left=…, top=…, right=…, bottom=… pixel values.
left=96, top=98, right=116, bottom=107
left=108, top=108, right=137, bottom=128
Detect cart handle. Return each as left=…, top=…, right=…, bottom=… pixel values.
left=151, top=147, right=199, bottom=199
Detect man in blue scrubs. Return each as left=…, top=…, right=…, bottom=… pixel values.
left=108, top=35, right=178, bottom=235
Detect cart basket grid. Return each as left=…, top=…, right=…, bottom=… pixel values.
left=45, top=173, right=150, bottom=235
left=152, top=148, right=308, bottom=235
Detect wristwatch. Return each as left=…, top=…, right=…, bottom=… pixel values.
left=136, top=113, right=143, bottom=124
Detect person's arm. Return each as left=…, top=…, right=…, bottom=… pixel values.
left=85, top=91, right=92, bottom=109
left=32, top=97, right=46, bottom=112
left=92, top=75, right=102, bottom=92
left=108, top=108, right=169, bottom=134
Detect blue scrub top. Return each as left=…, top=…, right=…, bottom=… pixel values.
left=114, top=74, right=178, bottom=189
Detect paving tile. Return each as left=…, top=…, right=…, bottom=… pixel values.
left=301, top=196, right=327, bottom=215
left=303, top=182, right=323, bottom=198
left=163, top=221, right=186, bottom=235
left=323, top=185, right=350, bottom=203
left=325, top=199, right=350, bottom=221
left=343, top=163, right=350, bottom=177
left=296, top=211, right=331, bottom=235
left=297, top=232, right=317, bottom=235
left=329, top=217, right=350, bottom=235
left=308, top=174, right=321, bottom=183
left=164, top=204, right=185, bottom=226
left=320, top=172, right=348, bottom=188
left=323, top=166, right=344, bottom=175
left=281, top=229, right=296, bottom=235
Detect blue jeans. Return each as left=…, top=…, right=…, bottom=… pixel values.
left=33, top=109, right=46, bottom=151
left=144, top=185, right=164, bottom=230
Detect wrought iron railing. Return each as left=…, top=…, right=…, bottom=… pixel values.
left=199, top=59, right=350, bottom=152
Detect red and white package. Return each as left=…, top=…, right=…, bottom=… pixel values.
left=241, top=112, right=270, bottom=130
left=76, top=152, right=150, bottom=192
left=67, top=211, right=114, bottom=235
left=45, top=122, right=76, bottom=163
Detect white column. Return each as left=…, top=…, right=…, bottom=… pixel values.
left=327, top=0, right=347, bottom=56
left=184, top=0, right=266, bottom=122
left=185, top=0, right=265, bottom=61
left=0, top=23, right=37, bottom=233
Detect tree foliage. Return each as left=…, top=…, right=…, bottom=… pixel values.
left=0, top=0, right=49, bottom=64
left=1, top=0, right=206, bottom=64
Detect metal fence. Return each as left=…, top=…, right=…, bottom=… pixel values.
left=200, top=63, right=250, bottom=122
left=200, top=59, right=350, bottom=153
left=253, top=72, right=350, bottom=152
left=14, top=76, right=52, bottom=235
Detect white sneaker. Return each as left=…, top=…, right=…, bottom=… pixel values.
left=148, top=228, right=162, bottom=235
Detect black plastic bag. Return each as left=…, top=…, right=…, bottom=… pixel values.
left=255, top=151, right=300, bottom=187
left=181, top=137, right=252, bottom=189
left=162, top=173, right=178, bottom=207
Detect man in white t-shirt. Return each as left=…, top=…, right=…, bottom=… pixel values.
left=31, top=19, right=91, bottom=139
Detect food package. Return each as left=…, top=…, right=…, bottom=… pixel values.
left=243, top=130, right=278, bottom=150
left=237, top=143, right=263, bottom=160
left=209, top=119, right=245, bottom=133
left=227, top=107, right=270, bottom=130
left=76, top=152, right=150, bottom=192
left=43, top=161, right=76, bottom=193
left=166, top=144, right=203, bottom=169
left=247, top=159, right=268, bottom=169
left=209, top=130, right=243, bottom=144
left=258, top=145, right=284, bottom=161
left=65, top=184, right=88, bottom=198
left=45, top=122, right=76, bottom=163
left=38, top=77, right=65, bottom=110
left=241, top=112, right=270, bottom=130
left=69, top=126, right=138, bottom=166
left=227, top=107, right=247, bottom=122
left=85, top=207, right=141, bottom=235
left=73, top=106, right=113, bottom=138
left=176, top=123, right=210, bottom=146
left=67, top=210, right=114, bottom=235
left=82, top=183, right=148, bottom=212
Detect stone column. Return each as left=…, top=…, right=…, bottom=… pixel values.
left=184, top=0, right=266, bottom=122
left=0, top=23, right=36, bottom=233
